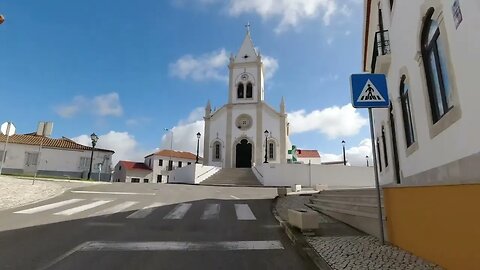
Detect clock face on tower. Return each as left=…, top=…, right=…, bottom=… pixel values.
left=235, top=114, right=253, bottom=131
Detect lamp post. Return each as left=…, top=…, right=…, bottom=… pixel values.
left=366, top=155, right=369, bottom=167
left=87, top=133, right=99, bottom=180
left=264, top=130, right=269, bottom=163
left=196, top=132, right=201, bottom=164
left=342, top=140, right=346, bottom=166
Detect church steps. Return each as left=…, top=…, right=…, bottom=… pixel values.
left=200, top=168, right=262, bottom=186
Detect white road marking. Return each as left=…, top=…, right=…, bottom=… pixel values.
left=90, top=201, right=137, bottom=217
left=201, top=204, right=220, bottom=220
left=235, top=204, right=256, bottom=220
left=37, top=242, right=90, bottom=270
left=71, top=190, right=155, bottom=195
left=126, top=202, right=164, bottom=219
left=163, top=203, right=192, bottom=220
left=54, top=200, right=111, bottom=216
left=230, top=195, right=240, bottom=199
left=78, top=241, right=284, bottom=251
left=14, top=199, right=84, bottom=214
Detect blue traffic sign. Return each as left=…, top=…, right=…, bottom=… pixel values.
left=350, top=74, right=389, bottom=108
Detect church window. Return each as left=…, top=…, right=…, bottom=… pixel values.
left=213, top=142, right=221, bottom=161
left=237, top=83, right=244, bottom=99
left=246, top=82, right=253, bottom=98
left=382, top=126, right=389, bottom=168
left=268, top=142, right=275, bottom=160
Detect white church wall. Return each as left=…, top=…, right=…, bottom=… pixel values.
left=253, top=163, right=374, bottom=189
left=169, top=163, right=221, bottom=184
left=207, top=107, right=227, bottom=166
left=262, top=106, right=282, bottom=163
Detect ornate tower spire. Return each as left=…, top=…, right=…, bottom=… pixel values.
left=205, top=100, right=212, bottom=117
left=280, top=96, right=286, bottom=114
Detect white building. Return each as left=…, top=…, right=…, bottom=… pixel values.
left=363, top=0, right=479, bottom=268
left=0, top=133, right=114, bottom=180
left=112, top=161, right=152, bottom=183
left=203, top=29, right=290, bottom=168
left=296, top=149, right=322, bottom=164
left=113, top=149, right=199, bottom=183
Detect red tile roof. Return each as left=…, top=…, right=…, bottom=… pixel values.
left=119, top=161, right=152, bottom=171
left=145, top=149, right=200, bottom=160
left=0, top=133, right=114, bottom=153
left=297, top=150, right=320, bottom=158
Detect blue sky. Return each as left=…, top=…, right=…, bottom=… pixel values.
left=0, top=0, right=373, bottom=165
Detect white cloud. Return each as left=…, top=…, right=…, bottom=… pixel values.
left=125, top=117, right=151, bottom=127
left=169, top=48, right=279, bottom=82
left=288, top=104, right=368, bottom=139
left=72, top=131, right=150, bottom=165
left=55, top=92, right=123, bottom=118
left=161, top=107, right=205, bottom=155
left=169, top=49, right=229, bottom=82
left=320, top=138, right=373, bottom=166
left=227, top=0, right=338, bottom=33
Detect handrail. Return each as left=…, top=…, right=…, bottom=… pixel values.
left=195, top=166, right=219, bottom=179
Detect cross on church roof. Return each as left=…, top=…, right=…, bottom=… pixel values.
left=245, top=22, right=250, bottom=33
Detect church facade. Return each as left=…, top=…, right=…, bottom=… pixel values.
left=203, top=30, right=290, bottom=168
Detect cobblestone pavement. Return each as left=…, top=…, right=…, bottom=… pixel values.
left=307, top=236, right=442, bottom=270
left=275, top=195, right=443, bottom=270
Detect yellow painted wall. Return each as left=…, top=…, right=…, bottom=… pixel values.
left=383, top=184, right=480, bottom=270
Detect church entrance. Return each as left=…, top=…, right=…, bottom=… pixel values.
left=235, top=139, right=252, bottom=168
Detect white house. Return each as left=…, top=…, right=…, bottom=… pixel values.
left=363, top=0, right=479, bottom=268
left=296, top=149, right=322, bottom=164
left=0, top=133, right=114, bottom=180
left=203, top=28, right=290, bottom=168
left=112, top=161, right=152, bottom=183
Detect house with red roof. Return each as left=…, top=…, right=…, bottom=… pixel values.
left=296, top=149, right=321, bottom=164
left=112, top=149, right=200, bottom=183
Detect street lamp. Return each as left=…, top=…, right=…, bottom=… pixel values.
left=342, top=140, right=346, bottom=166
left=196, top=132, right=201, bottom=164
left=264, top=130, right=269, bottom=163
left=366, top=155, right=369, bottom=167
left=87, top=133, right=99, bottom=180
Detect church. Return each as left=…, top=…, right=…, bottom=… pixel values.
left=203, top=29, right=291, bottom=168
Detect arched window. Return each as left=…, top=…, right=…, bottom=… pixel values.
left=213, top=142, right=221, bottom=161
left=381, top=126, right=389, bottom=168
left=237, top=83, right=244, bottom=99
left=246, top=82, right=253, bottom=98
left=400, top=75, right=415, bottom=147
left=268, top=141, right=275, bottom=160
left=422, top=8, right=453, bottom=123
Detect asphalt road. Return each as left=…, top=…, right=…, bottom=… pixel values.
left=0, top=183, right=317, bottom=270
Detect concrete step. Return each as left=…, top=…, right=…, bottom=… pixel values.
left=201, top=168, right=261, bottom=186
left=310, top=198, right=384, bottom=215
left=318, top=188, right=381, bottom=196
left=312, top=193, right=383, bottom=205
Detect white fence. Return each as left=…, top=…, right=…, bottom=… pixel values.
left=253, top=163, right=375, bottom=189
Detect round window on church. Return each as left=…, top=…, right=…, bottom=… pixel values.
left=235, top=114, right=253, bottom=131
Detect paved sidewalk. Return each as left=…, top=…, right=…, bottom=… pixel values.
left=0, top=176, right=91, bottom=211
left=275, top=195, right=443, bottom=270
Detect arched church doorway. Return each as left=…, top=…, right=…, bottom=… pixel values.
left=236, top=139, right=252, bottom=168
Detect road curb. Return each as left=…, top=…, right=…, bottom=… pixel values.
left=272, top=196, right=333, bottom=270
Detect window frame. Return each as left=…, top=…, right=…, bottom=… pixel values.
left=246, top=82, right=253, bottom=98
left=381, top=126, right=389, bottom=168
left=237, top=83, right=244, bottom=99
left=268, top=141, right=275, bottom=160
left=159, top=159, right=163, bottom=166
left=213, top=141, right=221, bottom=161
left=399, top=75, right=416, bottom=148
left=376, top=138, right=383, bottom=172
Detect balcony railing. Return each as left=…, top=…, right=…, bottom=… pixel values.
left=371, top=30, right=391, bottom=73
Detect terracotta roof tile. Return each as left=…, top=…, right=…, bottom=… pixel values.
left=0, top=133, right=114, bottom=153
left=119, top=161, right=152, bottom=171
left=297, top=150, right=320, bottom=158
left=145, top=149, right=199, bottom=160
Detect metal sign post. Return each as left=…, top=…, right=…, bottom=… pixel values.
left=0, top=122, right=16, bottom=175
left=350, top=74, right=389, bottom=244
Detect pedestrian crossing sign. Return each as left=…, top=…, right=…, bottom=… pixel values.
left=350, top=74, right=389, bottom=108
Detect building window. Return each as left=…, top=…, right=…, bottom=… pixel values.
left=80, top=157, right=91, bottom=170
left=400, top=75, right=416, bottom=147
left=187, top=162, right=191, bottom=165
left=159, top=159, right=163, bottom=166
left=118, top=165, right=122, bottom=171
left=178, top=161, right=182, bottom=168
left=213, top=142, right=221, bottom=161
left=157, top=175, right=162, bottom=183
left=144, top=179, right=149, bottom=183
left=246, top=82, right=253, bottom=98
left=268, top=142, right=275, bottom=160
left=382, top=126, right=389, bottom=168
left=422, top=8, right=453, bottom=123
left=237, top=83, right=244, bottom=98
left=131, top=178, right=140, bottom=183
left=168, top=160, right=173, bottom=171
left=148, top=159, right=152, bottom=168
left=25, top=152, right=39, bottom=166
left=390, top=0, right=394, bottom=11
left=376, top=138, right=382, bottom=172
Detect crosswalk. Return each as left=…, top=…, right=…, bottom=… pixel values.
left=13, top=199, right=258, bottom=221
